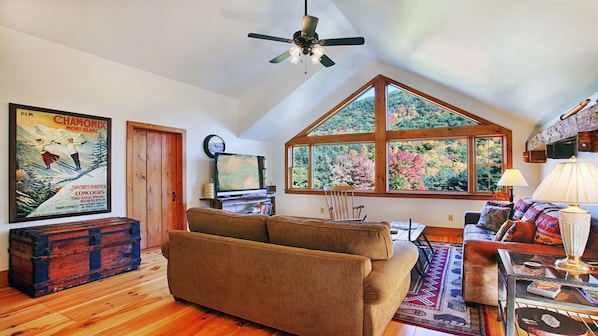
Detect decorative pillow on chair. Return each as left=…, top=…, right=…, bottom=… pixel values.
left=501, top=219, right=536, bottom=243
left=512, top=198, right=535, bottom=220
left=476, top=205, right=512, bottom=232
left=534, top=209, right=563, bottom=245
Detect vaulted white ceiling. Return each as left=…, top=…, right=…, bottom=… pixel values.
left=1, top=0, right=597, bottom=139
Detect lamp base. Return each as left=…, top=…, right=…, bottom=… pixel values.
left=555, top=256, right=592, bottom=273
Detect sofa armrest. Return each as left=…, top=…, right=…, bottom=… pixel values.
left=363, top=241, right=418, bottom=304
left=464, top=211, right=481, bottom=225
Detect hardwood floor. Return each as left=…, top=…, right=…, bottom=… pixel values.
left=1, top=241, right=506, bottom=336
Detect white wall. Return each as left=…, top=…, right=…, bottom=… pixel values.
left=271, top=61, right=541, bottom=227
left=0, top=27, right=272, bottom=272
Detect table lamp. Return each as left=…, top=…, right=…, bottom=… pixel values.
left=497, top=169, right=529, bottom=202
left=532, top=156, right=598, bottom=273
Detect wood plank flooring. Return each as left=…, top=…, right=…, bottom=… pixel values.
left=1, top=239, right=506, bottom=336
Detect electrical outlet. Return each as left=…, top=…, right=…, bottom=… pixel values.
left=448, top=214, right=454, bottom=221
left=320, top=208, right=324, bottom=214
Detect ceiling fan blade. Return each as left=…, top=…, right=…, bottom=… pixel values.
left=320, top=54, right=335, bottom=67
left=301, top=15, right=319, bottom=37
left=319, top=37, right=365, bottom=46
left=248, top=33, right=293, bottom=44
left=269, top=50, right=291, bottom=64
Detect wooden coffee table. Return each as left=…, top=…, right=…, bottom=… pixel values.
left=390, top=220, right=434, bottom=276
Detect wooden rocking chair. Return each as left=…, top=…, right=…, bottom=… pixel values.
left=323, top=186, right=366, bottom=221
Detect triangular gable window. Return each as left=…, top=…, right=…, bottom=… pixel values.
left=308, top=87, right=375, bottom=136
left=387, top=84, right=478, bottom=130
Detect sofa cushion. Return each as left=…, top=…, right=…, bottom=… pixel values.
left=464, top=224, right=496, bottom=241
left=267, top=215, right=393, bottom=260
left=501, top=219, right=536, bottom=243
left=476, top=205, right=511, bottom=232
left=534, top=209, right=563, bottom=245
left=186, top=207, right=269, bottom=242
left=512, top=198, right=535, bottom=220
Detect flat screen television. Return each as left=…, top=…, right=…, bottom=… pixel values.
left=214, top=152, right=266, bottom=197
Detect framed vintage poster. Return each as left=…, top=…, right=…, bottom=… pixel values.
left=8, top=103, right=112, bottom=222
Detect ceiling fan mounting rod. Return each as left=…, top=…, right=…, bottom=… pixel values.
left=304, top=0, right=307, bottom=16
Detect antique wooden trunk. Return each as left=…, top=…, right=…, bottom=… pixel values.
left=8, top=217, right=141, bottom=297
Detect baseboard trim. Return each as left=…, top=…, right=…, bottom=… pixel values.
left=424, top=226, right=463, bottom=237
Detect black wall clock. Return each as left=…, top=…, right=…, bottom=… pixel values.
left=203, top=134, right=225, bottom=158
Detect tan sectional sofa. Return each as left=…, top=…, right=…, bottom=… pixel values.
left=162, top=207, right=418, bottom=336
left=462, top=198, right=598, bottom=306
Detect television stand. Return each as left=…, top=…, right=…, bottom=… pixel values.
left=200, top=194, right=276, bottom=215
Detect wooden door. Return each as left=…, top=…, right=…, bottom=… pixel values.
left=126, top=121, right=186, bottom=249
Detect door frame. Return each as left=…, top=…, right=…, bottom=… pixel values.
left=125, top=121, right=187, bottom=244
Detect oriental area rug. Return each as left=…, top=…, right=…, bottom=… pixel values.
left=393, top=243, right=489, bottom=336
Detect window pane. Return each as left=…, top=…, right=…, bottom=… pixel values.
left=388, top=139, right=468, bottom=191
left=387, top=85, right=477, bottom=130
left=292, top=167, right=308, bottom=188
left=313, top=143, right=375, bottom=190
left=475, top=137, right=503, bottom=192
left=476, top=165, right=503, bottom=192
left=476, top=137, right=503, bottom=164
left=293, top=146, right=309, bottom=167
left=291, top=146, right=309, bottom=188
left=309, top=87, right=375, bottom=136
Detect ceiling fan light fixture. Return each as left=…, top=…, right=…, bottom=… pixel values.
left=310, top=45, right=324, bottom=64
left=289, top=45, right=302, bottom=64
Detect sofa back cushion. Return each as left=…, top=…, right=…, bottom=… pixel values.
left=186, top=207, right=269, bottom=242
left=267, top=216, right=394, bottom=260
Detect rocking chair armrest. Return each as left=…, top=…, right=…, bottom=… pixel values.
left=353, top=205, right=365, bottom=210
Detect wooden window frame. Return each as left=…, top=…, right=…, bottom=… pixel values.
left=285, top=75, right=512, bottom=200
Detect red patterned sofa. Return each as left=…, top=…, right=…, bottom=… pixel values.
left=462, top=198, right=598, bottom=306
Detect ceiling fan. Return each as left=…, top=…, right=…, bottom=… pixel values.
left=247, top=0, right=365, bottom=67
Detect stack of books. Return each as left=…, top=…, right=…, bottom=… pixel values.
left=527, top=281, right=562, bottom=298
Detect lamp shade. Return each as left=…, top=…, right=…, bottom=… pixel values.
left=497, top=169, right=529, bottom=187
left=532, top=158, right=598, bottom=204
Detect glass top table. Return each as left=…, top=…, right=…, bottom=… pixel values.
left=390, top=220, right=434, bottom=277
left=497, top=249, right=598, bottom=335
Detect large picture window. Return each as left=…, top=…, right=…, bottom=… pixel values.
left=286, top=75, right=512, bottom=200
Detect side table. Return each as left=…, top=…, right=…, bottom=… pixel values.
left=391, top=220, right=434, bottom=276
left=497, top=249, right=598, bottom=335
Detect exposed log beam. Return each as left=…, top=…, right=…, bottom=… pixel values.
left=527, top=103, right=598, bottom=151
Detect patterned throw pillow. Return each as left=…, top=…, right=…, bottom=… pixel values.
left=486, top=201, right=513, bottom=208
left=512, top=198, right=535, bottom=220
left=476, top=205, right=512, bottom=232
left=502, top=219, right=536, bottom=243
left=495, top=220, right=515, bottom=241
left=534, top=209, right=563, bottom=245
left=521, top=202, right=560, bottom=222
